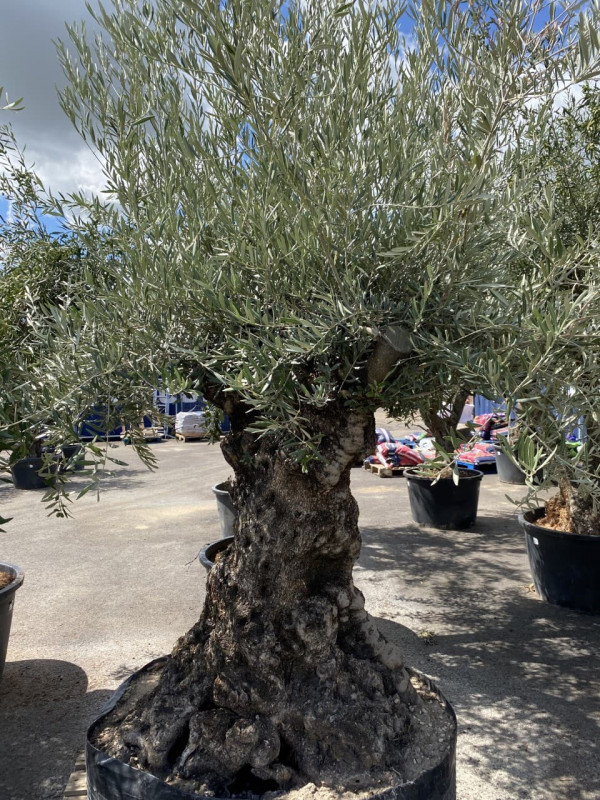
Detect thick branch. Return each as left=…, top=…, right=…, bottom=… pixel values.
left=367, top=326, right=412, bottom=385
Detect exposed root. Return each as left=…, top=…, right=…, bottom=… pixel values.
left=92, top=626, right=454, bottom=799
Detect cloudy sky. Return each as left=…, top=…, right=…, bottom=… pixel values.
left=0, top=0, right=105, bottom=198
left=0, top=0, right=587, bottom=205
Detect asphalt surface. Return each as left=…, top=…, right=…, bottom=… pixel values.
left=0, top=438, right=599, bottom=800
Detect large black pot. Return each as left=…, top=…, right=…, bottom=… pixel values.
left=212, top=481, right=235, bottom=538
left=519, top=508, right=600, bottom=614
left=0, top=562, right=25, bottom=681
left=86, top=658, right=457, bottom=800
left=405, top=468, right=483, bottom=530
left=10, top=457, right=55, bottom=490
left=198, top=536, right=233, bottom=572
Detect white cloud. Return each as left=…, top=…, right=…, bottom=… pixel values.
left=26, top=142, right=107, bottom=200
left=0, top=0, right=103, bottom=199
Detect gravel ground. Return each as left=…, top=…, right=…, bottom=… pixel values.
left=0, top=437, right=599, bottom=800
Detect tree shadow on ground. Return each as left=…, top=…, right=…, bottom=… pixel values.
left=63, top=466, right=150, bottom=494
left=358, top=518, right=600, bottom=800
left=0, top=659, right=113, bottom=800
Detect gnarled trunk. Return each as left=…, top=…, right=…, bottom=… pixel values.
left=93, top=407, right=439, bottom=795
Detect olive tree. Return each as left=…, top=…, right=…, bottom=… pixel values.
left=31, top=0, right=600, bottom=792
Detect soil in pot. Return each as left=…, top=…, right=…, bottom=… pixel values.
left=88, top=658, right=457, bottom=800
left=0, top=562, right=25, bottom=681
left=0, top=573, right=13, bottom=591
left=519, top=508, right=600, bottom=614
left=405, top=468, right=483, bottom=529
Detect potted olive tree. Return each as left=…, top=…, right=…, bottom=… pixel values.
left=0, top=116, right=30, bottom=679
left=12, top=0, right=599, bottom=796
left=405, top=459, right=484, bottom=530
left=439, top=80, right=600, bottom=614
left=431, top=253, right=600, bottom=612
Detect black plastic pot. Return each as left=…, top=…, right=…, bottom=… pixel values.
left=212, top=481, right=235, bottom=538
left=10, top=457, right=55, bottom=490
left=0, top=562, right=25, bottom=681
left=405, top=469, right=483, bottom=530
left=58, top=443, right=84, bottom=473
left=199, top=536, right=233, bottom=572
left=519, top=508, right=600, bottom=614
left=86, top=657, right=457, bottom=800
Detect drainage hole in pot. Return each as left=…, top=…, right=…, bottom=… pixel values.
left=228, top=764, right=279, bottom=794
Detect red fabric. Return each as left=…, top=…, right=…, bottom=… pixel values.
left=376, top=442, right=425, bottom=466
left=455, top=440, right=497, bottom=464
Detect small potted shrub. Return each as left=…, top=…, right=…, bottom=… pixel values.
left=511, top=421, right=600, bottom=614
left=405, top=457, right=484, bottom=530
left=4, top=422, right=57, bottom=491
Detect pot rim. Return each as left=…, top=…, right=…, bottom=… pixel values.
left=518, top=507, right=600, bottom=540
left=405, top=467, right=484, bottom=482
left=11, top=456, right=44, bottom=466
left=211, top=481, right=232, bottom=496
left=198, top=536, right=234, bottom=570
left=0, top=561, right=25, bottom=596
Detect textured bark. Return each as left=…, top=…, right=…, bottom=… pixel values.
left=95, top=405, right=421, bottom=794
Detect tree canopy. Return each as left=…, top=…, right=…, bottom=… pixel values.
left=45, top=0, right=599, bottom=447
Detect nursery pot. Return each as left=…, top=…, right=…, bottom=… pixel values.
left=199, top=536, right=233, bottom=572
left=494, top=446, right=543, bottom=486
left=86, top=657, right=457, bottom=800
left=212, top=481, right=235, bottom=538
left=519, top=508, right=600, bottom=614
left=494, top=448, right=526, bottom=485
left=0, top=562, right=25, bottom=682
left=58, top=443, right=84, bottom=473
left=10, top=457, right=55, bottom=490
left=405, top=469, right=483, bottom=530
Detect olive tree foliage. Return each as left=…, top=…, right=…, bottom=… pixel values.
left=0, top=122, right=63, bottom=464
left=434, top=87, right=600, bottom=534
left=535, top=84, right=600, bottom=247
left=40, top=0, right=600, bottom=465
left=13, top=1, right=600, bottom=789
left=0, top=121, right=140, bottom=524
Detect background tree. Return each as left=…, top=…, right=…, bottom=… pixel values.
left=10, top=0, right=600, bottom=792
left=534, top=85, right=600, bottom=247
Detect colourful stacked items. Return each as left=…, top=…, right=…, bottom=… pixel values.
left=364, top=429, right=425, bottom=470
left=455, top=440, right=497, bottom=469
left=455, top=412, right=507, bottom=469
